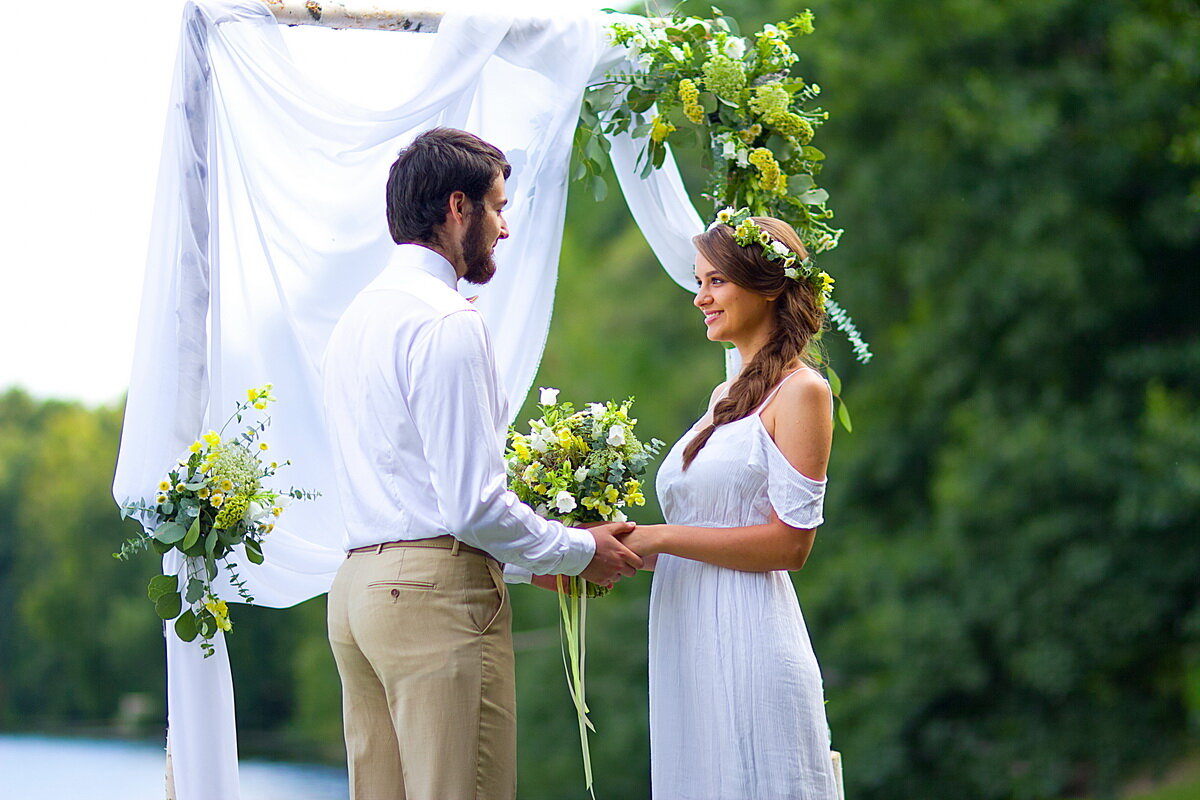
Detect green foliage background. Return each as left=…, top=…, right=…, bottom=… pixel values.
left=2, top=1, right=1198, bottom=798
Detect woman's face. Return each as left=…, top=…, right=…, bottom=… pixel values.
left=693, top=251, right=776, bottom=347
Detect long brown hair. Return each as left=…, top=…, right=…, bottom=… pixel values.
left=681, top=217, right=825, bottom=469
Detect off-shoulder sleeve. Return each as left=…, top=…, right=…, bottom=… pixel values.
left=763, top=434, right=828, bottom=530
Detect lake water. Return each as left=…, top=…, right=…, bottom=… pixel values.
left=0, top=734, right=348, bottom=800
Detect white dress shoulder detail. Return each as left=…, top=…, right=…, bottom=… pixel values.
left=649, top=371, right=838, bottom=800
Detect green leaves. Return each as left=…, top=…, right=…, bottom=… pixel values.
left=174, top=609, right=198, bottom=642
left=153, top=520, right=187, bottom=545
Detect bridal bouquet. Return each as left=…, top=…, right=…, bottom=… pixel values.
left=116, top=385, right=318, bottom=657
left=506, top=388, right=663, bottom=794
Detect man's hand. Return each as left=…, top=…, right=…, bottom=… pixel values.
left=579, top=521, right=642, bottom=586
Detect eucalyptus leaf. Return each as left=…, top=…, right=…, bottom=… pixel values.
left=591, top=175, right=608, bottom=202
left=800, top=188, right=830, bottom=205
left=153, top=521, right=187, bottom=545
left=147, top=574, right=178, bottom=602
left=185, top=578, right=205, bottom=604
left=787, top=173, right=816, bottom=193
left=155, top=591, right=182, bottom=621
left=174, top=609, right=198, bottom=642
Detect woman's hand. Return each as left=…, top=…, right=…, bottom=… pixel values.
left=617, top=525, right=666, bottom=571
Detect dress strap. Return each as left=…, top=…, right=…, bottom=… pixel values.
left=755, top=368, right=810, bottom=413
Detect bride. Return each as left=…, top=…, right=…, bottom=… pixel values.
left=621, top=211, right=841, bottom=799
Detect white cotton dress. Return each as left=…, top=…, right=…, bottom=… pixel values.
left=649, top=373, right=840, bottom=800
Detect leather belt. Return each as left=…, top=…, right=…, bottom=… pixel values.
left=346, top=534, right=492, bottom=560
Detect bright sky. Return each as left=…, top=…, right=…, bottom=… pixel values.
left=0, top=0, right=628, bottom=407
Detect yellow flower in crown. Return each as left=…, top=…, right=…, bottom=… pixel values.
left=202, top=430, right=221, bottom=447
left=603, top=485, right=620, bottom=504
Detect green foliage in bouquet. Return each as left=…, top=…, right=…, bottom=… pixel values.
left=507, top=388, right=664, bottom=597
left=116, top=386, right=318, bottom=657
left=576, top=8, right=840, bottom=256
left=507, top=388, right=664, bottom=794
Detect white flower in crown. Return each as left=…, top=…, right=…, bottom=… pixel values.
left=554, top=490, right=578, bottom=514
left=784, top=255, right=797, bottom=268
left=724, top=36, right=746, bottom=59
left=784, top=267, right=800, bottom=280
left=587, top=402, right=606, bottom=417
left=716, top=207, right=735, bottom=224
left=770, top=241, right=791, bottom=258
left=607, top=425, right=627, bottom=446
left=539, top=387, right=560, bottom=405
left=574, top=465, right=590, bottom=482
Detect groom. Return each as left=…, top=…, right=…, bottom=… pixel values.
left=322, top=127, right=642, bottom=800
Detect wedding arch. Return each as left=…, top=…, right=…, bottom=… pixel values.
left=112, top=2, right=839, bottom=798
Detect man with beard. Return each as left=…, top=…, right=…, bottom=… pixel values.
left=321, top=127, right=641, bottom=800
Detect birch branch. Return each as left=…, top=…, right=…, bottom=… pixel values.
left=263, top=1, right=443, bottom=31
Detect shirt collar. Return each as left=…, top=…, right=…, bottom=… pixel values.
left=388, top=243, right=460, bottom=291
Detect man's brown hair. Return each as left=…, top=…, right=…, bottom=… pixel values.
left=385, top=128, right=511, bottom=245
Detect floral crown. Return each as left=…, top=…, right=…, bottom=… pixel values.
left=708, top=207, right=873, bottom=363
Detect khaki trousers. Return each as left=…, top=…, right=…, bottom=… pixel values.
left=328, top=539, right=516, bottom=800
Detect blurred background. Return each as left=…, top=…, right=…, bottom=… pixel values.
left=1, top=0, right=1197, bottom=798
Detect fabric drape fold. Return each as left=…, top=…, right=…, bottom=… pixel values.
left=112, top=2, right=702, bottom=797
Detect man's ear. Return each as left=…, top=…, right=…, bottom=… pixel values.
left=446, top=190, right=468, bottom=226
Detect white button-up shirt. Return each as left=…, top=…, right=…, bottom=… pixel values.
left=322, top=244, right=595, bottom=578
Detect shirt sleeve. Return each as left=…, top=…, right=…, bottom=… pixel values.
left=764, top=436, right=827, bottom=530
left=407, top=309, right=595, bottom=576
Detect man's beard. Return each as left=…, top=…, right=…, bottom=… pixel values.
left=461, top=206, right=497, bottom=285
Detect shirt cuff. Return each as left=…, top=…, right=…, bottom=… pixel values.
left=503, top=564, right=533, bottom=584
left=553, top=523, right=596, bottom=576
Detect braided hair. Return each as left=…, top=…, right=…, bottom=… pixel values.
left=681, top=217, right=825, bottom=470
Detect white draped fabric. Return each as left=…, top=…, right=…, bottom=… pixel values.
left=111, top=1, right=701, bottom=797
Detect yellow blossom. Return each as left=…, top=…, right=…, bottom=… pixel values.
left=272, top=506, right=283, bottom=517
left=258, top=442, right=269, bottom=451
left=650, top=115, right=676, bottom=143
left=189, top=441, right=203, bottom=453
left=198, top=487, right=210, bottom=499
left=204, top=598, right=232, bottom=632
left=253, top=402, right=267, bottom=410
left=219, top=479, right=234, bottom=493
left=176, top=483, right=186, bottom=492
left=603, top=485, right=620, bottom=504
left=210, top=492, right=225, bottom=508
left=156, top=494, right=168, bottom=504
left=159, top=480, right=171, bottom=492
left=678, top=78, right=705, bottom=125
left=202, top=430, right=221, bottom=447
left=264, top=523, right=275, bottom=533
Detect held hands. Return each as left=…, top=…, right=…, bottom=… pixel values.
left=579, top=521, right=642, bottom=587
left=534, top=522, right=664, bottom=590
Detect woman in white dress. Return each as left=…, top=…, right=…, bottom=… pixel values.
left=621, top=213, right=840, bottom=800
